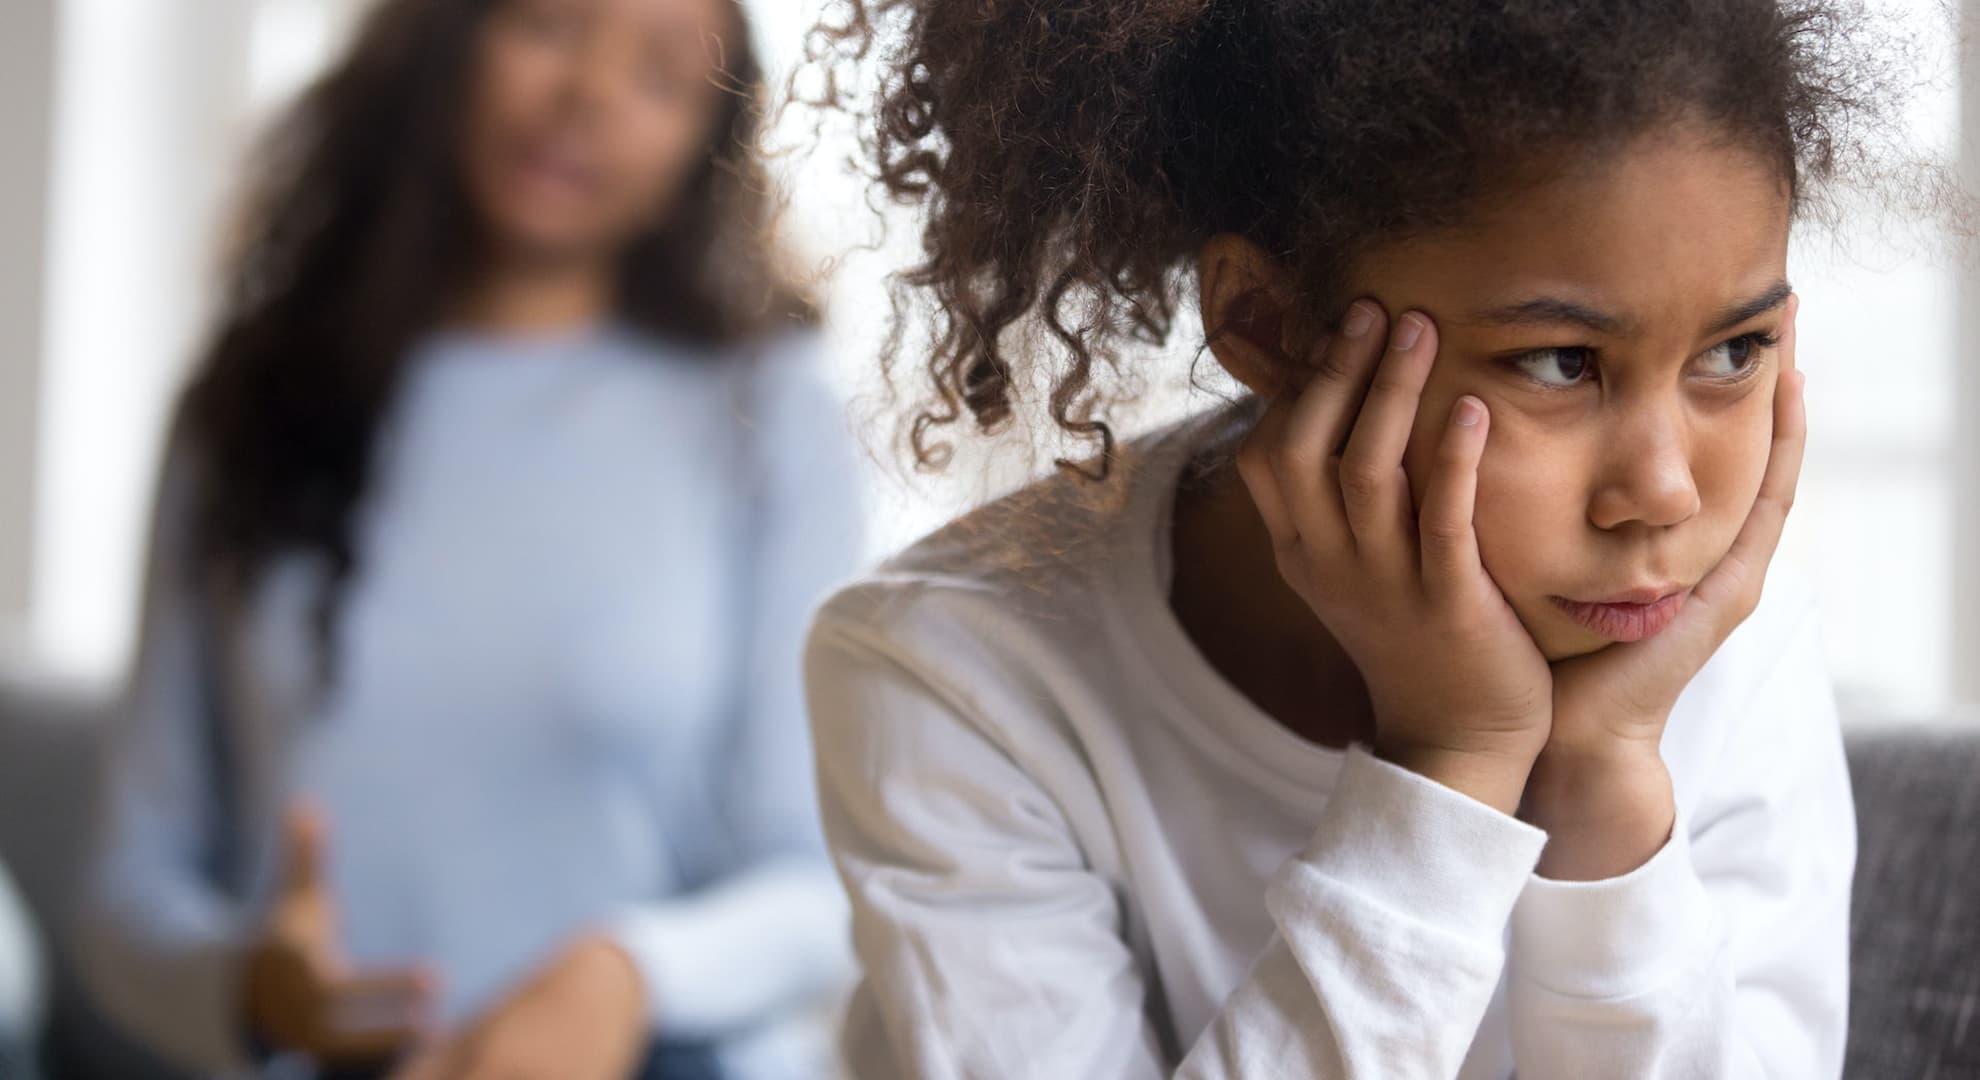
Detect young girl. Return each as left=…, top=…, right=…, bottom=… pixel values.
left=801, top=1, right=1902, bottom=1075
left=78, top=2, right=859, bottom=1079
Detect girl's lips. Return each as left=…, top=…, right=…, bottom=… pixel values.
left=1550, top=590, right=1688, bottom=643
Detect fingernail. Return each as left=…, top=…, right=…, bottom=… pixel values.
left=1392, top=313, right=1425, bottom=351
left=1341, top=303, right=1376, bottom=338
left=1454, top=397, right=1482, bottom=427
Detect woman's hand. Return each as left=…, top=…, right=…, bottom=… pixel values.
left=1236, top=302, right=1554, bottom=814
left=1529, top=295, right=1807, bottom=878
left=242, top=804, right=436, bottom=1067
left=387, top=934, right=648, bottom=1080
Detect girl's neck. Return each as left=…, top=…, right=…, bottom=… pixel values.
left=446, top=246, right=616, bottom=339
left=1168, top=456, right=1376, bottom=751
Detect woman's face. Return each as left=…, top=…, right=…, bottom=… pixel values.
left=1358, top=128, right=1793, bottom=661
left=460, top=0, right=733, bottom=262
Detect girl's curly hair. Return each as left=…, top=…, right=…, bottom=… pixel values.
left=805, top=0, right=1948, bottom=474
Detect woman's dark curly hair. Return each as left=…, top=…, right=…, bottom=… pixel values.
left=806, top=0, right=1943, bottom=473
left=176, top=0, right=814, bottom=670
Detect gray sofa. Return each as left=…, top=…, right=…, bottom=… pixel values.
left=0, top=669, right=128, bottom=1080
left=1840, top=718, right=1980, bottom=1078
left=1, top=669, right=1976, bottom=1079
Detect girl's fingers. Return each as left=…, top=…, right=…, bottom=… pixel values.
left=1775, top=292, right=1799, bottom=378
left=1275, top=300, right=1388, bottom=547
left=1282, top=301, right=1387, bottom=463
left=1417, top=395, right=1491, bottom=604
left=1235, top=397, right=1300, bottom=551
left=1338, top=312, right=1436, bottom=551
left=1695, top=361, right=1807, bottom=630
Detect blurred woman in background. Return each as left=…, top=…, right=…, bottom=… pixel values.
left=77, top=1, right=861, bottom=1078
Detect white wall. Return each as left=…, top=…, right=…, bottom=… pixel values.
left=1959, top=0, right=1980, bottom=705
left=0, top=0, right=58, bottom=652
left=32, top=0, right=257, bottom=676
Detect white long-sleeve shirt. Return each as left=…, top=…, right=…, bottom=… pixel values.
left=805, top=405, right=1855, bottom=1079
left=81, top=325, right=862, bottom=1078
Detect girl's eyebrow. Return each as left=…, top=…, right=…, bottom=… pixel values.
left=1465, top=280, right=1793, bottom=338
left=1702, top=280, right=1794, bottom=335
left=1467, top=296, right=1629, bottom=335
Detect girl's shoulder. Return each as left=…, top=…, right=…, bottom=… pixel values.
left=815, top=406, right=1221, bottom=655
left=803, top=453, right=1173, bottom=837
left=813, top=465, right=1129, bottom=661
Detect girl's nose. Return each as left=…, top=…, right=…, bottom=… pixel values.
left=1587, top=403, right=1701, bottom=531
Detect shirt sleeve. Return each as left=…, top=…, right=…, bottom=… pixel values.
left=73, top=433, right=259, bottom=1075
left=608, top=331, right=863, bottom=1037
left=1506, top=597, right=1854, bottom=1078
left=807, top=604, right=1552, bottom=1080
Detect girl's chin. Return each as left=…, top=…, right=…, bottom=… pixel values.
left=1513, top=606, right=1616, bottom=663
left=1543, top=637, right=1618, bottom=663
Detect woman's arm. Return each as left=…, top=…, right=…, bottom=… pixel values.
left=74, top=436, right=259, bottom=1074
left=807, top=599, right=1552, bottom=1080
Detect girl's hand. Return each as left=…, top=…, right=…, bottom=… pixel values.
left=1236, top=302, right=1554, bottom=814
left=1530, top=295, right=1806, bottom=878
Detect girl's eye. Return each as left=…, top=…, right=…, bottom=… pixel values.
left=1510, top=346, right=1596, bottom=388
left=1697, top=332, right=1778, bottom=378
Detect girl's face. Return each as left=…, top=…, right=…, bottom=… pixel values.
left=1360, top=128, right=1793, bottom=661
left=460, top=0, right=732, bottom=262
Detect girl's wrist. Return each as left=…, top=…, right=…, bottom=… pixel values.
left=1520, top=748, right=1675, bottom=880
left=1374, top=739, right=1540, bottom=817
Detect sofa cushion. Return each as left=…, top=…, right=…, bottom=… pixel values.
left=1844, top=722, right=1980, bottom=1078
left=0, top=670, right=109, bottom=938
left=7, top=673, right=1978, bottom=1077
left=0, top=669, right=191, bottom=1080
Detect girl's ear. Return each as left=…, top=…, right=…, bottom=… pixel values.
left=1198, top=233, right=1306, bottom=398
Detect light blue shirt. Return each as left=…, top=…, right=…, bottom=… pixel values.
left=80, top=325, right=864, bottom=1076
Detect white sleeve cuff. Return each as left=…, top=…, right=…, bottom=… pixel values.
left=602, top=860, right=853, bottom=1038
left=1274, top=745, right=1547, bottom=945
left=1512, top=817, right=1720, bottom=999
left=605, top=898, right=742, bottom=1038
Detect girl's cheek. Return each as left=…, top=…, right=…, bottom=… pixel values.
left=1695, top=399, right=1775, bottom=531
left=1471, top=417, right=1603, bottom=578
left=1472, top=447, right=1553, bottom=571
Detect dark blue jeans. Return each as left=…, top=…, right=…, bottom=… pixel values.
left=634, top=1040, right=726, bottom=1080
